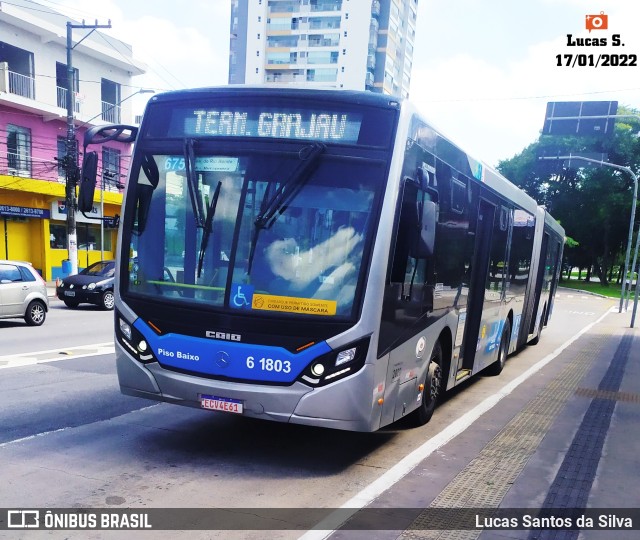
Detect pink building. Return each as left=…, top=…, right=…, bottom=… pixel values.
left=0, top=0, right=147, bottom=279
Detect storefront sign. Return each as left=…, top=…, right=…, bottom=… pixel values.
left=51, top=200, right=101, bottom=223
left=0, top=205, right=50, bottom=218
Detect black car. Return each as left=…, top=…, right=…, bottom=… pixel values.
left=56, top=260, right=116, bottom=310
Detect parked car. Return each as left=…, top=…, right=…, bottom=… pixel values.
left=56, top=260, right=116, bottom=310
left=0, top=260, right=49, bottom=326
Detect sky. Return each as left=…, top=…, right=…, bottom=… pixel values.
left=43, top=0, right=640, bottom=168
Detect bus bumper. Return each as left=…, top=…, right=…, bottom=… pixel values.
left=116, top=344, right=380, bottom=431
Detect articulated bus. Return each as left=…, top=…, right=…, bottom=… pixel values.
left=80, top=87, right=564, bottom=432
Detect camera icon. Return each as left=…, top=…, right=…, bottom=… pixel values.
left=586, top=12, right=608, bottom=32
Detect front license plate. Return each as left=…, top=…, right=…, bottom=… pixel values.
left=64, top=291, right=75, bottom=297
left=200, top=395, right=243, bottom=414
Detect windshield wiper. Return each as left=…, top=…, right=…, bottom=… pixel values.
left=184, top=138, right=205, bottom=228
left=197, top=181, right=222, bottom=279
left=246, top=143, right=326, bottom=274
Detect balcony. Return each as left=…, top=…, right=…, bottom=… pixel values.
left=310, top=1, right=342, bottom=12
left=7, top=70, right=35, bottom=100
left=101, top=101, right=122, bottom=123
left=265, top=71, right=305, bottom=84
left=365, top=71, right=375, bottom=88
left=56, top=87, right=81, bottom=114
left=371, top=0, right=381, bottom=17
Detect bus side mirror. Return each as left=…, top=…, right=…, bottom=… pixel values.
left=134, top=154, right=160, bottom=234
left=411, top=199, right=437, bottom=259
left=78, top=151, right=99, bottom=213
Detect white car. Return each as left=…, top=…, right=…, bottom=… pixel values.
left=0, top=260, right=49, bottom=326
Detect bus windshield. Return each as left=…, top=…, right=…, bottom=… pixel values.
left=124, top=145, right=384, bottom=319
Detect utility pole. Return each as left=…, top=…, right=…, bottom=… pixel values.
left=65, top=20, right=111, bottom=275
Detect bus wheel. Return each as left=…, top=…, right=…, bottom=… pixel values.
left=409, top=341, right=443, bottom=426
left=487, top=319, right=511, bottom=376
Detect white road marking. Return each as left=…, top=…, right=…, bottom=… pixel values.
left=298, top=307, right=615, bottom=540
left=0, top=342, right=115, bottom=370
left=0, top=405, right=160, bottom=448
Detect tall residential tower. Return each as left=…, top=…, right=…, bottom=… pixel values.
left=229, top=0, right=418, bottom=98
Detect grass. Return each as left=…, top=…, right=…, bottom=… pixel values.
left=559, top=279, right=625, bottom=298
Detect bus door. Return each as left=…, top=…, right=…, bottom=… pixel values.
left=458, top=199, right=507, bottom=375
left=528, top=232, right=549, bottom=338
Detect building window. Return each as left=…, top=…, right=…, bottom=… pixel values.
left=55, top=62, right=80, bottom=111
left=0, top=41, right=35, bottom=99
left=7, top=125, right=31, bottom=177
left=101, top=79, right=122, bottom=123
left=50, top=223, right=67, bottom=249
left=102, top=147, right=122, bottom=190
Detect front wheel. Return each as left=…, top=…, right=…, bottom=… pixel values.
left=25, top=300, right=47, bottom=326
left=487, top=319, right=511, bottom=376
left=408, top=341, right=443, bottom=426
left=101, top=290, right=115, bottom=310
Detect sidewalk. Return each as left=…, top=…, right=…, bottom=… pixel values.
left=323, top=306, right=640, bottom=539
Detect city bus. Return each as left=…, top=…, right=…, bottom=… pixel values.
left=79, top=87, right=564, bottom=432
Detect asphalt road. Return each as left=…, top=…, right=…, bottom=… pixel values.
left=0, top=295, right=114, bottom=356
left=0, top=290, right=616, bottom=540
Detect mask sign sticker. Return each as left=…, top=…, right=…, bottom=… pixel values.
left=252, top=294, right=337, bottom=316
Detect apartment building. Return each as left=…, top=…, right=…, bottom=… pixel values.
left=229, top=0, right=418, bottom=98
left=0, top=0, right=145, bottom=279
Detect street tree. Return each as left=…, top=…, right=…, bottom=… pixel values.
left=498, top=106, right=640, bottom=286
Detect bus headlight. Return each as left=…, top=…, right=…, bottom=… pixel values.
left=299, top=337, right=370, bottom=387
left=119, top=318, right=132, bottom=340
left=311, top=363, right=325, bottom=376
left=116, top=310, right=158, bottom=364
left=335, top=347, right=356, bottom=366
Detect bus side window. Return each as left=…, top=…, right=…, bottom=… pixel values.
left=390, top=180, right=420, bottom=283
left=390, top=179, right=437, bottom=307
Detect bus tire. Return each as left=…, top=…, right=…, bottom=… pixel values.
left=409, top=341, right=443, bottom=426
left=487, top=319, right=511, bottom=376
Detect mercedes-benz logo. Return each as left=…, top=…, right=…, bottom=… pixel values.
left=215, top=351, right=231, bottom=368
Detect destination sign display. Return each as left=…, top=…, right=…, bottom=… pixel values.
left=169, top=108, right=363, bottom=143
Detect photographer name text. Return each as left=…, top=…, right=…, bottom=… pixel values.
left=477, top=513, right=633, bottom=530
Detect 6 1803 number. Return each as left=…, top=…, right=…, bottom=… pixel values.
left=246, top=356, right=292, bottom=373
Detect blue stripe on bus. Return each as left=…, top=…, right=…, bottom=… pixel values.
left=133, top=319, right=331, bottom=383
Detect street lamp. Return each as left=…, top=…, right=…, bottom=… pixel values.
left=80, top=88, right=154, bottom=126
left=539, top=154, right=639, bottom=327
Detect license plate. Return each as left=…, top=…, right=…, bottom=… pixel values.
left=200, top=394, right=243, bottom=414
left=64, top=291, right=76, bottom=297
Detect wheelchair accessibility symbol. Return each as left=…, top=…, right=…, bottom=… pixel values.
left=231, top=284, right=254, bottom=309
